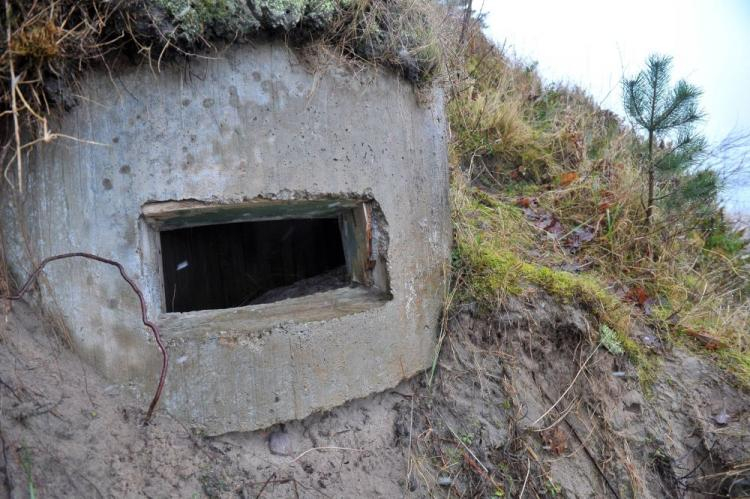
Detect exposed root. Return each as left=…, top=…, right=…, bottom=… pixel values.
left=1, top=251, right=168, bottom=423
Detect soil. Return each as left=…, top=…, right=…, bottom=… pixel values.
left=1, top=291, right=748, bottom=498
left=409, top=293, right=750, bottom=498
left=249, top=266, right=350, bottom=305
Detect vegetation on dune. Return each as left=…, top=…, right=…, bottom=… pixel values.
left=443, top=6, right=750, bottom=388
left=0, top=2, right=748, bottom=496
left=452, top=185, right=630, bottom=337
left=451, top=181, right=653, bottom=384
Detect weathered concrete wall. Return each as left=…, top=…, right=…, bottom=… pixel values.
left=1, top=43, right=450, bottom=434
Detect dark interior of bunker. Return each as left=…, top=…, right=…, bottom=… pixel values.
left=160, top=217, right=349, bottom=312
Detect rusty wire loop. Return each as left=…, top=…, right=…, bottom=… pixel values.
left=2, top=252, right=168, bottom=423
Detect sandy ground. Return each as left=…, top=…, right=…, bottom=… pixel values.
left=1, top=292, right=749, bottom=498
left=0, top=300, right=414, bottom=498
left=415, top=294, right=750, bottom=497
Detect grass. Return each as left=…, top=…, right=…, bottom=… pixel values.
left=451, top=182, right=652, bottom=382
left=19, top=444, right=37, bottom=499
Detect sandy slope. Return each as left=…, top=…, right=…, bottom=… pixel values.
left=1, top=292, right=749, bottom=498
left=0, top=301, right=412, bottom=498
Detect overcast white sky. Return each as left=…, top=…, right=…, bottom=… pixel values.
left=482, top=0, right=750, bottom=213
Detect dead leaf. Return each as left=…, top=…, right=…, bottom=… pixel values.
left=510, top=164, right=527, bottom=180
left=516, top=196, right=537, bottom=208
left=564, top=226, right=596, bottom=252
left=681, top=327, right=726, bottom=350
left=541, top=427, right=567, bottom=455
left=559, top=262, right=582, bottom=273
left=519, top=203, right=565, bottom=238
left=625, top=286, right=650, bottom=307
left=559, top=171, right=578, bottom=187
left=541, top=215, right=564, bottom=236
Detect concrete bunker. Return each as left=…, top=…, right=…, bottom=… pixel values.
left=0, top=42, right=451, bottom=435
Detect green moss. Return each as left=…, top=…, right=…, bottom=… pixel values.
left=154, top=0, right=259, bottom=40
left=148, top=0, right=441, bottom=83
left=456, top=231, right=658, bottom=384
left=258, top=0, right=307, bottom=8
left=252, top=0, right=307, bottom=29
left=717, top=350, right=750, bottom=390
left=453, top=187, right=656, bottom=384
left=460, top=239, right=629, bottom=329
left=456, top=192, right=624, bottom=318
left=152, top=0, right=347, bottom=41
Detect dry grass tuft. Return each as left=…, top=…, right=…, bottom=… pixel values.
left=326, top=0, right=444, bottom=83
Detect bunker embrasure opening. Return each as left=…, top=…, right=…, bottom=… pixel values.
left=161, top=218, right=348, bottom=312
left=142, top=199, right=384, bottom=314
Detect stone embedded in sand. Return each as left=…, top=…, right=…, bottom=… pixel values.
left=268, top=429, right=292, bottom=456
left=437, top=475, right=452, bottom=487
left=713, top=408, right=730, bottom=426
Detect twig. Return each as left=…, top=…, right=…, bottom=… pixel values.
left=5, top=0, right=24, bottom=193
left=428, top=264, right=459, bottom=386
left=244, top=476, right=315, bottom=499
left=287, top=446, right=367, bottom=465
left=531, top=344, right=599, bottom=427
left=565, top=417, right=620, bottom=499
left=438, top=410, right=489, bottom=475
left=406, top=393, right=415, bottom=485
left=15, top=394, right=65, bottom=422
left=677, top=440, right=716, bottom=482
left=532, top=396, right=579, bottom=433
left=0, top=376, right=22, bottom=402
left=72, top=469, right=105, bottom=499
left=1, top=252, right=168, bottom=423
left=519, top=457, right=530, bottom=498
left=78, top=361, right=97, bottom=410
left=537, top=384, right=621, bottom=499
left=255, top=472, right=276, bottom=499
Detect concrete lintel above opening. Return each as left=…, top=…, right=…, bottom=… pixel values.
left=142, top=198, right=366, bottom=231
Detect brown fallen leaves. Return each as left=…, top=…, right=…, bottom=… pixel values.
left=559, top=171, right=578, bottom=187
left=541, top=426, right=567, bottom=455
left=515, top=196, right=596, bottom=252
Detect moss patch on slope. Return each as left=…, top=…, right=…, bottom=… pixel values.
left=452, top=186, right=652, bottom=381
